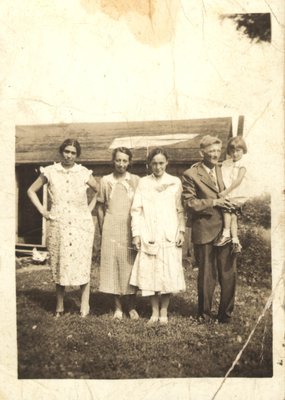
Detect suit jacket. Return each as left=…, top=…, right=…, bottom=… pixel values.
left=182, top=162, right=225, bottom=245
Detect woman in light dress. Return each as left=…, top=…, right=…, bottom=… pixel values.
left=27, top=139, right=98, bottom=317
left=131, top=148, right=186, bottom=325
left=97, top=147, right=140, bottom=320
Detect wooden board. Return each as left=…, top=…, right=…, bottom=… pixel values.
left=16, top=118, right=233, bottom=164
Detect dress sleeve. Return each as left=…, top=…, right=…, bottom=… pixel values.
left=97, top=176, right=106, bottom=204
left=239, top=156, right=248, bottom=172
left=175, top=179, right=186, bottom=232
left=39, top=166, right=50, bottom=182
left=81, top=166, right=94, bottom=184
left=131, top=181, right=143, bottom=237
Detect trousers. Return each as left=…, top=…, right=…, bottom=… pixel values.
left=194, top=242, right=237, bottom=320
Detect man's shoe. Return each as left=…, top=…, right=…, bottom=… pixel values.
left=218, top=316, right=231, bottom=324
left=198, top=313, right=214, bottom=324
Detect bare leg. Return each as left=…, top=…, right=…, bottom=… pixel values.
left=230, top=214, right=239, bottom=243
left=147, top=294, right=159, bottom=324
left=159, top=294, right=170, bottom=324
left=160, top=294, right=170, bottom=318
left=128, top=294, right=139, bottom=320
left=55, top=284, right=65, bottom=313
left=222, top=213, right=231, bottom=237
left=114, top=295, right=123, bottom=312
left=80, top=282, right=90, bottom=316
left=113, top=295, right=123, bottom=319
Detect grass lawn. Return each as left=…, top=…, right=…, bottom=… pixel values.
left=16, top=259, right=272, bottom=379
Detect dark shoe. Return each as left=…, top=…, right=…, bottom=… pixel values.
left=232, top=242, right=242, bottom=254
left=218, top=316, right=231, bottom=324
left=214, top=235, right=232, bottom=246
left=198, top=313, right=214, bottom=324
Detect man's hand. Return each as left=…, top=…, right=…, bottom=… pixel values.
left=213, top=198, right=234, bottom=211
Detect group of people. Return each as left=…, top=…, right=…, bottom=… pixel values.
left=27, top=134, right=248, bottom=324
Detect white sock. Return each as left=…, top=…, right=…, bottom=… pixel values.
left=222, top=229, right=231, bottom=237
left=232, top=237, right=240, bottom=244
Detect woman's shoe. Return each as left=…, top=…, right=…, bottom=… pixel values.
left=147, top=316, right=159, bottom=325
left=113, top=310, right=123, bottom=320
left=129, top=309, right=139, bottom=321
left=54, top=311, right=64, bottom=318
left=159, top=316, right=168, bottom=325
left=80, top=311, right=89, bottom=318
left=80, top=305, right=90, bottom=318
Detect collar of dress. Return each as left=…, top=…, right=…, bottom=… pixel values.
left=109, top=172, right=131, bottom=184
left=54, top=162, right=82, bottom=173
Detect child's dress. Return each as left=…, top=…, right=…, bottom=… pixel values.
left=40, top=163, right=95, bottom=286
left=130, top=172, right=186, bottom=296
left=221, top=155, right=249, bottom=204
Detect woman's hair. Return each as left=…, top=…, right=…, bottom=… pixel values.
left=226, top=136, right=247, bottom=155
left=112, top=147, right=133, bottom=162
left=147, top=147, right=169, bottom=164
left=59, top=139, right=81, bottom=157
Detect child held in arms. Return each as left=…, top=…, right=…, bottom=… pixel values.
left=214, top=136, right=248, bottom=253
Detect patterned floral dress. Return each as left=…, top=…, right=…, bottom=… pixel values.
left=40, top=163, right=95, bottom=286
left=98, top=172, right=140, bottom=295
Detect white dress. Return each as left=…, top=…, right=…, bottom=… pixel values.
left=130, top=173, right=186, bottom=296
left=40, top=163, right=95, bottom=286
left=221, top=155, right=248, bottom=203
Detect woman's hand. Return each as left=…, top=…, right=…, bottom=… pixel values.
left=132, top=236, right=141, bottom=251
left=176, top=231, right=185, bottom=247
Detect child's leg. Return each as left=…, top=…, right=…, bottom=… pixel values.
left=160, top=294, right=170, bottom=318
left=80, top=282, right=90, bottom=316
left=55, top=284, right=65, bottom=313
left=222, top=212, right=231, bottom=238
left=230, top=214, right=239, bottom=243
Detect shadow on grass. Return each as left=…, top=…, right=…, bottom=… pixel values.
left=18, top=287, right=197, bottom=319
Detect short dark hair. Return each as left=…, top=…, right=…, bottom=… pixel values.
left=112, top=147, right=133, bottom=162
left=226, top=136, right=247, bottom=155
left=59, top=139, right=81, bottom=157
left=147, top=147, right=169, bottom=165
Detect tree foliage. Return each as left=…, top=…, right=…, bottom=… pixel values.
left=224, top=13, right=271, bottom=43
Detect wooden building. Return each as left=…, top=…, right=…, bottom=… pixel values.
left=16, top=117, right=240, bottom=255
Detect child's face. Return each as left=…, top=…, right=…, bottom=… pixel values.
left=229, top=147, right=243, bottom=162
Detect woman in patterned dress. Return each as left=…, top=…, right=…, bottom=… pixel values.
left=131, top=148, right=186, bottom=325
left=97, top=147, right=140, bottom=320
left=27, top=139, right=98, bottom=317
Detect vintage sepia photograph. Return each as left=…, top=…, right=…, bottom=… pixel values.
left=15, top=118, right=272, bottom=380
left=1, top=1, right=284, bottom=399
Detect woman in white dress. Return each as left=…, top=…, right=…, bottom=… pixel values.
left=27, top=139, right=98, bottom=317
left=130, top=148, right=186, bottom=325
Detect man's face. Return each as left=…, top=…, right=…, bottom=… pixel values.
left=200, top=143, right=222, bottom=168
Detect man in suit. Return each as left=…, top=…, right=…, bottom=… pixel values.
left=182, top=135, right=236, bottom=323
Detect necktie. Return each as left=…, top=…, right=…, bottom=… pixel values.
left=209, top=168, right=218, bottom=189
